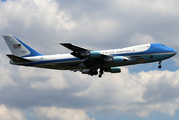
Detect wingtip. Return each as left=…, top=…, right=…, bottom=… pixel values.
left=60, top=43, right=72, bottom=46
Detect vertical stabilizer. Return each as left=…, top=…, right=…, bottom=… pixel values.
left=3, top=35, right=43, bottom=57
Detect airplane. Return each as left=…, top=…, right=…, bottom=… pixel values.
left=3, top=35, right=177, bottom=78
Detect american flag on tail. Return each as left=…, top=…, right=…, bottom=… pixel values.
left=13, top=44, right=21, bottom=49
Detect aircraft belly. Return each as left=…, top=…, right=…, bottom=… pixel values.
left=33, top=60, right=86, bottom=70
left=103, top=53, right=175, bottom=67
left=103, top=58, right=138, bottom=68
left=140, top=53, right=175, bottom=63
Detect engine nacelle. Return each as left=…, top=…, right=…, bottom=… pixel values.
left=113, top=56, right=124, bottom=63
left=81, top=51, right=101, bottom=59
left=113, top=56, right=129, bottom=63
left=105, top=56, right=129, bottom=63
left=90, top=51, right=101, bottom=59
left=105, top=67, right=121, bottom=73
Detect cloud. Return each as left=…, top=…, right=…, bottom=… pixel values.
left=0, top=104, right=26, bottom=120
left=52, top=0, right=179, bottom=51
left=0, top=53, right=16, bottom=90
left=17, top=67, right=70, bottom=90
left=0, top=0, right=76, bottom=31
left=74, top=69, right=179, bottom=117
left=173, top=58, right=179, bottom=66
left=130, top=33, right=156, bottom=45
left=1, top=0, right=179, bottom=50
left=0, top=66, right=16, bottom=90
left=0, top=0, right=77, bottom=54
left=31, top=107, right=95, bottom=120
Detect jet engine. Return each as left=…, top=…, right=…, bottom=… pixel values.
left=106, top=56, right=129, bottom=63
left=81, top=51, right=101, bottom=59
left=105, top=67, right=121, bottom=73
left=90, top=51, right=101, bottom=58
left=113, top=56, right=125, bottom=63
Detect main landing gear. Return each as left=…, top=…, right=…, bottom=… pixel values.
left=158, top=61, right=162, bottom=69
left=89, top=68, right=104, bottom=78
left=90, top=69, right=98, bottom=76
left=98, top=68, right=104, bottom=78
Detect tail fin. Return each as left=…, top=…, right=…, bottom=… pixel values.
left=3, top=35, right=43, bottom=57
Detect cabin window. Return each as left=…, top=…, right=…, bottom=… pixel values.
left=150, top=55, right=153, bottom=59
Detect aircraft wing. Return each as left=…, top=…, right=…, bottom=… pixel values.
left=60, top=43, right=125, bottom=69
left=60, top=43, right=91, bottom=59
left=60, top=43, right=88, bottom=52
left=60, top=43, right=112, bottom=60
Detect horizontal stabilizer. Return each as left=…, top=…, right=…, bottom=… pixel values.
left=6, top=54, right=34, bottom=63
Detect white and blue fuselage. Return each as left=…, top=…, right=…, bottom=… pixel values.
left=22, top=44, right=176, bottom=69
left=3, top=35, right=177, bottom=77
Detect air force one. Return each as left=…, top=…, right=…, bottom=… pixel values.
left=3, top=35, right=177, bottom=78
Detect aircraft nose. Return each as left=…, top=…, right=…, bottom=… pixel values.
left=173, top=49, right=177, bottom=54
left=166, top=47, right=177, bottom=55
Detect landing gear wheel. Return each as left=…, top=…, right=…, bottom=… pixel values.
left=99, top=74, right=102, bottom=78
left=158, top=65, right=162, bottom=69
left=89, top=69, right=98, bottom=76
left=94, top=70, right=98, bottom=75
left=158, top=61, right=162, bottom=69
left=99, top=68, right=104, bottom=78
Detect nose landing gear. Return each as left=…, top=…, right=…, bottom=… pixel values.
left=158, top=61, right=162, bottom=69
left=158, top=64, right=162, bottom=69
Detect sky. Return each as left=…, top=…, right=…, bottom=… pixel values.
left=0, top=0, right=179, bottom=120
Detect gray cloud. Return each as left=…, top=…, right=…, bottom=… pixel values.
left=1, top=65, right=179, bottom=117
left=55, top=0, right=179, bottom=49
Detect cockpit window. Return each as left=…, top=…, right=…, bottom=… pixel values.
left=161, top=44, right=165, bottom=46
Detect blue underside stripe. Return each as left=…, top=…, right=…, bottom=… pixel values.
left=20, top=57, right=80, bottom=66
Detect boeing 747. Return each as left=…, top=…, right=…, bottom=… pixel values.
left=3, top=35, right=177, bottom=78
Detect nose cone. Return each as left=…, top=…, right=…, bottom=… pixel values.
left=173, top=49, right=177, bottom=55
left=170, top=48, right=177, bottom=54
left=173, top=49, right=177, bottom=54
left=166, top=46, right=177, bottom=56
